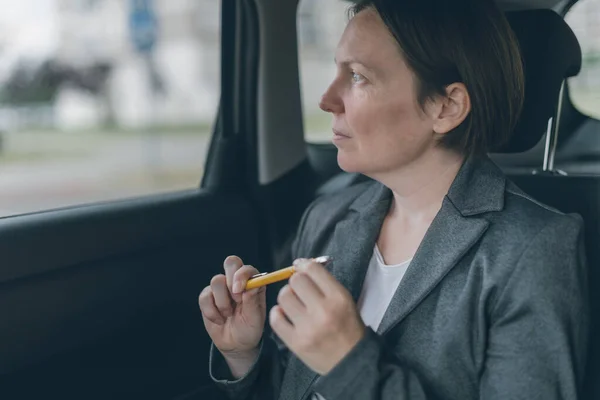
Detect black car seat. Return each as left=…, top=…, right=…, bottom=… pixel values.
left=497, top=9, right=599, bottom=400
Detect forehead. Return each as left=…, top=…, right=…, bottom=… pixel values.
left=336, top=9, right=403, bottom=65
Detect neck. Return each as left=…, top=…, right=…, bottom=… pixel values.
left=371, top=149, right=465, bottom=223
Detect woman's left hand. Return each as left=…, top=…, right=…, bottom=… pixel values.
left=269, top=258, right=366, bottom=375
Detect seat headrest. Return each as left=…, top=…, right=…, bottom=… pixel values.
left=497, top=9, right=582, bottom=153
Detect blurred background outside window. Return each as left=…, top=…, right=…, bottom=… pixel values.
left=566, top=0, right=600, bottom=119
left=0, top=0, right=220, bottom=217
left=298, top=0, right=348, bottom=143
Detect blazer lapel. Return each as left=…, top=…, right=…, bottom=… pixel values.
left=377, top=156, right=506, bottom=334
left=278, top=182, right=391, bottom=400
left=376, top=199, right=489, bottom=335
left=327, top=189, right=392, bottom=301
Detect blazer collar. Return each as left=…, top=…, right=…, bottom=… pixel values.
left=349, top=155, right=506, bottom=217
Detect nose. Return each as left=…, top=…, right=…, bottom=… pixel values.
left=319, top=81, right=344, bottom=114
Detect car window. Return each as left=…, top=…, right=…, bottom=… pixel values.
left=298, top=0, right=348, bottom=143
left=0, top=0, right=219, bottom=217
left=565, top=0, right=600, bottom=119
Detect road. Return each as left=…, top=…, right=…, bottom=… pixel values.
left=0, top=131, right=211, bottom=217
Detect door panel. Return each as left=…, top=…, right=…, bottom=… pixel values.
left=0, top=190, right=264, bottom=399
left=0, top=0, right=264, bottom=398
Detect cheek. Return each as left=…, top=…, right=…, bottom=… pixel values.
left=340, top=94, right=434, bottom=171
left=348, top=95, right=426, bottom=148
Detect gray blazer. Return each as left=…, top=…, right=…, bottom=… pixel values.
left=210, top=156, right=589, bottom=400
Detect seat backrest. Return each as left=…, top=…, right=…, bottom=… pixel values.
left=501, top=9, right=599, bottom=400
left=499, top=9, right=582, bottom=153
left=510, top=175, right=600, bottom=399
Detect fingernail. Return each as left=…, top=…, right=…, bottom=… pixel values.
left=224, top=258, right=237, bottom=268
left=233, top=281, right=243, bottom=293
left=293, top=258, right=309, bottom=270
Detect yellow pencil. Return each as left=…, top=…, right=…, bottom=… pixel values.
left=244, top=256, right=332, bottom=291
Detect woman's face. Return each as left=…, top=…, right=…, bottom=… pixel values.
left=319, top=9, right=440, bottom=175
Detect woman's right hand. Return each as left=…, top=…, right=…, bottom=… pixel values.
left=199, top=256, right=266, bottom=366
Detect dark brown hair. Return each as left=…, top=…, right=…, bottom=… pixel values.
left=348, top=0, right=525, bottom=156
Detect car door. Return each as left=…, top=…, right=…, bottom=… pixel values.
left=0, top=1, right=269, bottom=399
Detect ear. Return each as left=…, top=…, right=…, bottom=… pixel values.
left=431, top=83, right=471, bottom=135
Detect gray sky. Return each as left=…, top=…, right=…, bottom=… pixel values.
left=0, top=0, right=58, bottom=80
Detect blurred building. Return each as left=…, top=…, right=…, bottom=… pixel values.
left=53, top=0, right=220, bottom=129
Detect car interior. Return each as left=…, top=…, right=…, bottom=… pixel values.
left=0, top=0, right=598, bottom=399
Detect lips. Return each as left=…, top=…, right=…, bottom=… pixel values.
left=332, top=129, right=351, bottom=138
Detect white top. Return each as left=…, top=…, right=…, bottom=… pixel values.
left=312, top=246, right=411, bottom=400
left=357, top=245, right=412, bottom=331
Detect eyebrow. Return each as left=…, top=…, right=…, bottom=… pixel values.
left=334, top=57, right=378, bottom=75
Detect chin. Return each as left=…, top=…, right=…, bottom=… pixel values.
left=337, top=150, right=399, bottom=177
left=337, top=152, right=366, bottom=174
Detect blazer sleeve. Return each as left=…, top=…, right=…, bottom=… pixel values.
left=311, top=214, right=589, bottom=400
left=208, top=199, right=320, bottom=399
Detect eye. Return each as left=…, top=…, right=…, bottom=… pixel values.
left=351, top=72, right=365, bottom=84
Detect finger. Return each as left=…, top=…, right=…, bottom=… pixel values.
left=198, top=286, right=225, bottom=325
left=294, top=259, right=343, bottom=296
left=241, top=286, right=266, bottom=306
left=288, top=272, right=325, bottom=309
left=277, top=284, right=305, bottom=323
left=233, top=265, right=260, bottom=294
left=223, top=256, right=244, bottom=294
left=210, top=274, right=234, bottom=318
left=269, top=305, right=295, bottom=345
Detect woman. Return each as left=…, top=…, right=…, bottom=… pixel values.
left=199, top=0, right=589, bottom=399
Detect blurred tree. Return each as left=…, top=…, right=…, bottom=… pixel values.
left=0, top=59, right=115, bottom=126
left=0, top=59, right=113, bottom=105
